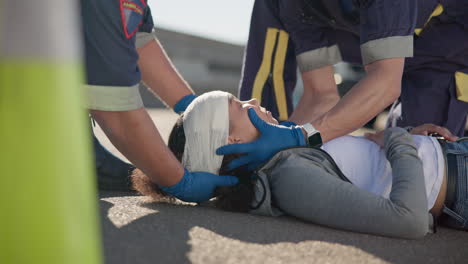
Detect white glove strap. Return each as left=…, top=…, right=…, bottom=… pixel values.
left=302, top=122, right=319, bottom=137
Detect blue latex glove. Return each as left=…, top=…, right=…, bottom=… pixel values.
left=160, top=169, right=239, bottom=202
left=216, top=108, right=306, bottom=171
left=174, top=94, right=197, bottom=114
left=279, top=121, right=297, bottom=127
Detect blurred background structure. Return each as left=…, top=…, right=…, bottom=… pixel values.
left=139, top=29, right=244, bottom=108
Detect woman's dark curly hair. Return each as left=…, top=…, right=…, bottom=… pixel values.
left=131, top=114, right=256, bottom=212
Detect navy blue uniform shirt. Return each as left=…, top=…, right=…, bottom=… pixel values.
left=81, top=0, right=154, bottom=87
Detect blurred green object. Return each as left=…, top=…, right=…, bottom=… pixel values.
left=0, top=1, right=103, bottom=264
left=0, top=63, right=102, bottom=264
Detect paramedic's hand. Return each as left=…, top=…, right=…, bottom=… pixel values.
left=365, top=130, right=385, bottom=147
left=216, top=108, right=306, bottom=171
left=409, top=124, right=458, bottom=141
left=174, top=94, right=197, bottom=114
left=160, top=169, right=239, bottom=202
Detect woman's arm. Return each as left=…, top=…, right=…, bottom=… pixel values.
left=270, top=127, right=429, bottom=239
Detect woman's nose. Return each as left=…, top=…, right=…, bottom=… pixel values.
left=248, top=98, right=259, bottom=106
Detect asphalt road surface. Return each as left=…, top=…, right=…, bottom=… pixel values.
left=95, top=109, right=468, bottom=264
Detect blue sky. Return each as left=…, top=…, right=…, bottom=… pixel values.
left=147, top=0, right=255, bottom=45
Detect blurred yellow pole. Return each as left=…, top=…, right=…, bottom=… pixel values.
left=0, top=1, right=103, bottom=264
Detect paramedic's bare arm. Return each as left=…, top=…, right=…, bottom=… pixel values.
left=89, top=40, right=190, bottom=188
left=91, top=108, right=183, bottom=186
left=137, top=38, right=194, bottom=108
left=288, top=66, right=340, bottom=125
left=312, top=58, right=404, bottom=142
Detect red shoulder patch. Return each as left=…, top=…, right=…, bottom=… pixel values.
left=120, top=0, right=147, bottom=39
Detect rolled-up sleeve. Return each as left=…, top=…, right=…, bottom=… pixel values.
left=289, top=25, right=342, bottom=72
left=296, top=44, right=342, bottom=72
left=136, top=6, right=156, bottom=49
left=358, top=0, right=417, bottom=65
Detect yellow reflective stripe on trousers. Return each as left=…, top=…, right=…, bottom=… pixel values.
left=273, top=30, right=290, bottom=121
left=252, top=28, right=279, bottom=103
left=415, top=4, right=444, bottom=36
left=0, top=1, right=102, bottom=263
left=455, top=71, right=468, bottom=102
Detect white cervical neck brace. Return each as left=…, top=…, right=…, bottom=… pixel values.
left=182, top=91, right=230, bottom=174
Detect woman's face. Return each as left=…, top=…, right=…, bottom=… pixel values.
left=228, top=96, right=278, bottom=144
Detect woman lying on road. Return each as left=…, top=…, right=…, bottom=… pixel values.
left=132, top=91, right=468, bottom=239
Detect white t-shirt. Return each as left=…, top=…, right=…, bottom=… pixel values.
left=321, top=135, right=445, bottom=210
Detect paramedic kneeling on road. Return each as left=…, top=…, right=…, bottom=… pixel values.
left=218, top=0, right=467, bottom=169
left=82, top=0, right=238, bottom=202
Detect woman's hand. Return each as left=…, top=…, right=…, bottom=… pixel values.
left=364, top=130, right=385, bottom=147
left=365, top=124, right=458, bottom=147
left=409, top=124, right=458, bottom=141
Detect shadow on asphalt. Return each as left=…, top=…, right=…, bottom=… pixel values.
left=99, top=193, right=468, bottom=264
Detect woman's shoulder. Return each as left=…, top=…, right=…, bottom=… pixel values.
left=257, top=147, right=341, bottom=180
left=259, top=147, right=328, bottom=168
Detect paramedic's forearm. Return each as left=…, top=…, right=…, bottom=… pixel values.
left=289, top=66, right=339, bottom=124
left=138, top=39, right=194, bottom=108
left=312, top=58, right=404, bottom=142
left=91, top=108, right=184, bottom=186
left=289, top=91, right=339, bottom=125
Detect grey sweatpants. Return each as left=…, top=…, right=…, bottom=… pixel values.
left=268, top=128, right=430, bottom=239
